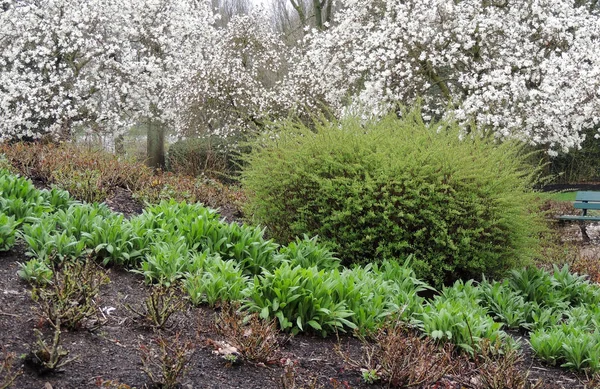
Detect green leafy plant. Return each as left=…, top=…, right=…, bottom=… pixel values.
left=136, top=241, right=193, bottom=286
left=480, top=278, right=528, bottom=329
left=20, top=216, right=87, bottom=263
left=184, top=255, right=249, bottom=306
left=0, top=213, right=18, bottom=252
left=418, top=280, right=506, bottom=355
left=243, top=263, right=356, bottom=336
left=361, top=369, right=379, bottom=384
left=17, top=258, right=53, bottom=285
left=279, top=235, right=340, bottom=271
left=242, top=110, right=546, bottom=287
left=82, top=215, right=143, bottom=267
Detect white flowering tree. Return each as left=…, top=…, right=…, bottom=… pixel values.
left=176, top=9, right=294, bottom=141
left=0, top=0, right=133, bottom=141
left=116, top=0, right=217, bottom=166
left=0, top=0, right=217, bottom=167
left=289, top=0, right=600, bottom=154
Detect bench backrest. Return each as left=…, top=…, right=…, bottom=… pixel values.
left=574, top=191, right=600, bottom=211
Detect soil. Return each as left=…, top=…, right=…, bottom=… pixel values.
left=0, top=189, right=598, bottom=389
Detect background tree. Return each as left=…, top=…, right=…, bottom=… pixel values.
left=288, top=0, right=600, bottom=155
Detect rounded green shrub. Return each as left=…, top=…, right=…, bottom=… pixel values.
left=242, top=109, right=547, bottom=286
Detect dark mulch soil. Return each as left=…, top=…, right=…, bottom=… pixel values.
left=0, top=189, right=597, bottom=389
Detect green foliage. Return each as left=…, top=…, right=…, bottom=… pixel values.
left=0, top=213, right=18, bottom=251
left=333, top=261, right=426, bottom=332
left=243, top=263, right=357, bottom=336
left=417, top=280, right=506, bottom=355
left=17, top=258, right=53, bottom=285
left=480, top=278, right=528, bottom=330
left=530, top=326, right=600, bottom=373
left=82, top=214, right=143, bottom=267
left=242, top=110, right=546, bottom=286
left=136, top=241, right=194, bottom=287
left=184, top=255, right=249, bottom=306
left=279, top=235, right=340, bottom=271
left=0, top=171, right=50, bottom=222
left=21, top=218, right=87, bottom=262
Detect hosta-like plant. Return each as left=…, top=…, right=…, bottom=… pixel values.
left=20, top=218, right=86, bottom=262
left=81, top=215, right=143, bottom=267
left=418, top=280, right=506, bottom=355
left=551, top=265, right=600, bottom=306
left=17, top=258, right=53, bottom=285
left=279, top=234, right=340, bottom=271
left=0, top=213, right=18, bottom=251
left=184, top=257, right=249, bottom=306
left=480, top=279, right=527, bottom=330
left=136, top=241, right=194, bottom=287
left=244, top=263, right=356, bottom=336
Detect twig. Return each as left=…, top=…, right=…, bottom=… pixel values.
left=0, top=311, right=18, bottom=317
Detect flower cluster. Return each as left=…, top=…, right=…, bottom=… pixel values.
left=1, top=0, right=599, bottom=154
left=290, top=0, right=600, bottom=154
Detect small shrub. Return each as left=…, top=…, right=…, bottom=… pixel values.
left=166, top=136, right=238, bottom=180
left=0, top=350, right=22, bottom=389
left=126, top=285, right=185, bottom=330
left=32, top=259, right=110, bottom=330
left=51, top=168, right=108, bottom=203
left=242, top=109, right=547, bottom=286
left=473, top=339, right=542, bottom=389
left=214, top=304, right=280, bottom=363
left=25, top=323, right=76, bottom=374
left=340, top=321, right=456, bottom=388
left=139, top=333, right=195, bottom=389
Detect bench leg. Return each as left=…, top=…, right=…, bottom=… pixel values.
left=578, top=221, right=591, bottom=243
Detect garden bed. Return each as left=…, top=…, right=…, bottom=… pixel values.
left=0, top=243, right=594, bottom=389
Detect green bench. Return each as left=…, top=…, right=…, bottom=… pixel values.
left=556, top=191, right=600, bottom=242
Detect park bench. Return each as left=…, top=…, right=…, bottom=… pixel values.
left=556, top=191, right=600, bottom=242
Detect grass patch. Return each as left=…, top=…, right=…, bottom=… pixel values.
left=545, top=191, right=577, bottom=202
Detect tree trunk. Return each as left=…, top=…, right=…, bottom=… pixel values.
left=313, top=0, right=323, bottom=30
left=146, top=120, right=165, bottom=169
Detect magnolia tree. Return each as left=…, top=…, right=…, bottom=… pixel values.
left=289, top=0, right=600, bottom=154
left=0, top=0, right=133, bottom=141
left=117, top=0, right=217, bottom=166
left=175, top=9, right=294, bottom=141
left=0, top=0, right=216, bottom=163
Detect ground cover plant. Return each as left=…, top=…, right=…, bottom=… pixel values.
left=242, top=110, right=547, bottom=287
left=1, top=164, right=600, bottom=387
